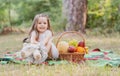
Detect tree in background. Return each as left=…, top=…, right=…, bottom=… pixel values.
left=63, top=0, right=87, bottom=33
left=87, top=0, right=120, bottom=33
left=0, top=0, right=62, bottom=34
left=0, top=0, right=61, bottom=27
left=0, top=0, right=120, bottom=33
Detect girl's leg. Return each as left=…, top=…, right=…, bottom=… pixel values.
left=51, top=43, right=59, bottom=59
left=46, top=40, right=52, bottom=53
left=46, top=41, right=52, bottom=58
left=46, top=42, right=59, bottom=59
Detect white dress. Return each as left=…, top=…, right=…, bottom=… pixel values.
left=24, top=30, right=59, bottom=64
left=37, top=30, right=59, bottom=59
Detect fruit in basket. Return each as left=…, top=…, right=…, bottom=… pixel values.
left=69, top=39, right=78, bottom=47
left=78, top=41, right=85, bottom=47
left=76, top=46, right=86, bottom=54
left=85, top=47, right=88, bottom=54
left=57, top=41, right=69, bottom=53
left=68, top=46, right=76, bottom=53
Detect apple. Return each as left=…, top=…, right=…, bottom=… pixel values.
left=68, top=46, right=76, bottom=53
left=78, top=41, right=85, bottom=47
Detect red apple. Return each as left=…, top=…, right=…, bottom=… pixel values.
left=68, top=46, right=76, bottom=53
left=78, top=41, right=85, bottom=47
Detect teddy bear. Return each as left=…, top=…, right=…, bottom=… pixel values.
left=20, top=43, right=48, bottom=64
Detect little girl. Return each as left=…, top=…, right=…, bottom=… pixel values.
left=20, top=13, right=59, bottom=64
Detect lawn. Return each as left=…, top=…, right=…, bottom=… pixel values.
left=0, top=32, right=120, bottom=76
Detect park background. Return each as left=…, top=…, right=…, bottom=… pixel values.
left=0, top=0, right=120, bottom=76
left=0, top=0, right=120, bottom=33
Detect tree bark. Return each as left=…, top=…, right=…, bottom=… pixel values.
left=63, top=0, right=87, bottom=33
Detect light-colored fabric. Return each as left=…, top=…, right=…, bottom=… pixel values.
left=51, top=43, right=59, bottom=59
left=33, top=49, right=41, bottom=60
left=20, top=43, right=48, bottom=64
left=21, top=30, right=59, bottom=64
left=21, top=43, right=40, bottom=58
left=30, top=30, right=59, bottom=58
left=38, top=30, right=52, bottom=42
left=34, top=46, right=48, bottom=64
left=31, top=30, right=52, bottom=45
left=25, top=55, right=34, bottom=63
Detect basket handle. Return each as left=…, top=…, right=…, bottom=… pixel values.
left=56, top=31, right=85, bottom=47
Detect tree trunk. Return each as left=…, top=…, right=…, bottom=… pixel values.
left=63, top=0, right=87, bottom=33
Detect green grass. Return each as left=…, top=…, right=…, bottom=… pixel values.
left=0, top=63, right=120, bottom=76
left=0, top=34, right=27, bottom=56
left=0, top=32, right=120, bottom=76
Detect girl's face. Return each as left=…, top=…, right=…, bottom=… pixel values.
left=36, top=17, right=48, bottom=33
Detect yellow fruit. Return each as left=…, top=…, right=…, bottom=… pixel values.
left=69, top=39, right=78, bottom=47
left=76, top=47, right=86, bottom=54
left=57, top=41, right=69, bottom=53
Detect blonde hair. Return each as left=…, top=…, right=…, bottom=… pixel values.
left=29, top=13, right=52, bottom=41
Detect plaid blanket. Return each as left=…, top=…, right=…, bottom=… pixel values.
left=0, top=51, right=68, bottom=65
left=1, top=48, right=120, bottom=67
left=84, top=48, right=120, bottom=67
left=0, top=52, right=27, bottom=64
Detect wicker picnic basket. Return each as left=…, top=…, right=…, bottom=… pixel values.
left=56, top=31, right=85, bottom=62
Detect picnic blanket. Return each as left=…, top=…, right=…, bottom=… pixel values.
left=0, top=51, right=68, bottom=65
left=84, top=48, right=120, bottom=67
left=0, top=48, right=120, bottom=67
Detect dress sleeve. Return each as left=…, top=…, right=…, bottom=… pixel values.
left=30, top=31, right=38, bottom=44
